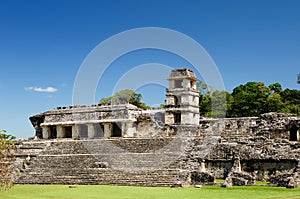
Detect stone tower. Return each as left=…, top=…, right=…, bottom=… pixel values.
left=165, top=68, right=199, bottom=125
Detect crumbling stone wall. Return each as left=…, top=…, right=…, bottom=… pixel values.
left=199, top=112, right=300, bottom=187
left=29, top=114, right=44, bottom=138
left=255, top=112, right=298, bottom=140
left=199, top=117, right=258, bottom=142
left=134, top=109, right=166, bottom=137
left=21, top=112, right=300, bottom=187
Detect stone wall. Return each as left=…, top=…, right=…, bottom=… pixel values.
left=197, top=113, right=300, bottom=185
left=42, top=104, right=139, bottom=124
left=17, top=112, right=300, bottom=187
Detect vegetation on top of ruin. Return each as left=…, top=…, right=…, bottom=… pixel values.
left=0, top=130, right=16, bottom=191
left=199, top=81, right=300, bottom=117
left=99, top=89, right=150, bottom=109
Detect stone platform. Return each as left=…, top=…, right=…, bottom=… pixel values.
left=14, top=138, right=189, bottom=186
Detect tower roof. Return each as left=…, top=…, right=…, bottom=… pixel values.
left=166, top=68, right=197, bottom=81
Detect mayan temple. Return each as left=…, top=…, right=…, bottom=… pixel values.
left=14, top=68, right=300, bottom=188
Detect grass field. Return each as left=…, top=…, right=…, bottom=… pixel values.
left=1, top=185, right=300, bottom=199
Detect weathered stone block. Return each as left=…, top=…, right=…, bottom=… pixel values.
left=190, top=171, right=215, bottom=185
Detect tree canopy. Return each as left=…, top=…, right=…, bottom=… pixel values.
left=269, top=82, right=283, bottom=93
left=199, top=81, right=300, bottom=117
left=229, top=82, right=271, bottom=117
left=100, top=82, right=300, bottom=116
left=99, top=89, right=150, bottom=109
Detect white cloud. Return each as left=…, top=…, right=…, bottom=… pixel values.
left=25, top=86, right=58, bottom=93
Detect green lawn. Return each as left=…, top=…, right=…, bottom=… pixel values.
left=1, top=185, right=300, bottom=199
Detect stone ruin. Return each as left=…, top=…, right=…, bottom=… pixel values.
left=13, top=68, right=300, bottom=188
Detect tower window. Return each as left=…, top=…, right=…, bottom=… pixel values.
left=174, top=113, right=181, bottom=124
left=174, top=96, right=181, bottom=106
left=174, top=80, right=183, bottom=88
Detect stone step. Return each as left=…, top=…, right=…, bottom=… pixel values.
left=16, top=171, right=179, bottom=186
left=14, top=139, right=185, bottom=186
left=39, top=139, right=185, bottom=155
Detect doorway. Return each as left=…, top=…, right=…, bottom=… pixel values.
left=112, top=123, right=122, bottom=137
left=64, top=126, right=72, bottom=138
left=49, top=126, right=57, bottom=139
left=290, top=125, right=299, bottom=141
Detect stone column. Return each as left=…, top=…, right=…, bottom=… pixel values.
left=92, top=123, right=101, bottom=138
left=56, top=125, right=65, bottom=138
left=120, top=123, right=125, bottom=137
left=104, top=123, right=112, bottom=138
left=42, top=126, right=50, bottom=139
left=87, top=124, right=95, bottom=138
left=199, top=159, right=206, bottom=172
left=233, top=156, right=241, bottom=173
left=123, top=122, right=136, bottom=137
left=72, top=124, right=80, bottom=138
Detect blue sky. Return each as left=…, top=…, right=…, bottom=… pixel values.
left=0, top=0, right=299, bottom=138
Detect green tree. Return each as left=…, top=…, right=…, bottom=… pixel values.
left=199, top=94, right=211, bottom=117
left=99, top=89, right=150, bottom=109
left=269, top=82, right=283, bottom=93
left=0, top=130, right=16, bottom=191
left=265, top=82, right=284, bottom=113
left=280, top=89, right=300, bottom=115
left=229, top=82, right=271, bottom=117
left=99, top=97, right=112, bottom=105
left=197, top=80, right=212, bottom=117
left=297, top=74, right=300, bottom=84
left=197, top=80, right=233, bottom=117
left=265, top=93, right=284, bottom=112
left=197, top=80, right=213, bottom=96
left=159, top=104, right=166, bottom=108
left=210, top=90, right=233, bottom=117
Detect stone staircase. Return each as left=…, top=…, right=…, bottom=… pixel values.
left=14, top=138, right=187, bottom=186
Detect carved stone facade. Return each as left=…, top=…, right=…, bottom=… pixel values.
left=34, top=104, right=142, bottom=139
